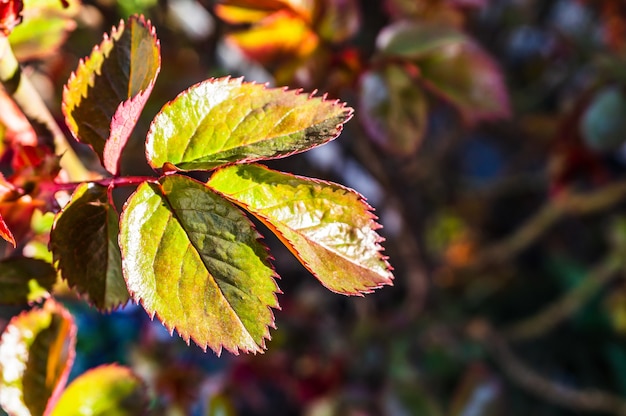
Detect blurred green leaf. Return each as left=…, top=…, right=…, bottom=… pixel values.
left=0, top=257, right=56, bottom=304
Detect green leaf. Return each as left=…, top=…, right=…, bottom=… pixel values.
left=0, top=300, right=76, bottom=416
left=0, top=257, right=56, bottom=304
left=377, top=21, right=465, bottom=59
left=50, top=183, right=128, bottom=311
left=63, top=15, right=161, bottom=175
left=418, top=40, right=510, bottom=123
left=146, top=77, right=352, bottom=171
left=8, top=0, right=80, bottom=61
left=119, top=174, right=279, bottom=354
left=359, top=65, right=428, bottom=155
left=208, top=164, right=393, bottom=295
left=49, top=364, right=147, bottom=416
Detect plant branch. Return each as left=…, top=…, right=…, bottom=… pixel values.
left=503, top=251, right=624, bottom=341
left=0, top=37, right=90, bottom=181
left=473, top=180, right=626, bottom=267
left=467, top=320, right=626, bottom=415
left=40, top=176, right=158, bottom=193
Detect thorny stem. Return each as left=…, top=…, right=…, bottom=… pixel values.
left=0, top=36, right=90, bottom=181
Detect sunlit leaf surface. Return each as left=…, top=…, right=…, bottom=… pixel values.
left=119, top=174, right=279, bottom=354
left=0, top=300, right=76, bottom=416
left=50, top=183, right=128, bottom=311
left=8, top=0, right=79, bottom=60
left=146, top=77, right=351, bottom=171
left=63, top=15, right=160, bottom=174
left=49, top=365, right=147, bottom=416
left=0, top=213, right=15, bottom=246
left=208, top=164, right=393, bottom=295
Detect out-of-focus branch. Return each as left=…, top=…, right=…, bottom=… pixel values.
left=468, top=320, right=626, bottom=416
left=0, top=37, right=90, bottom=181
left=473, top=180, right=626, bottom=267
left=503, top=251, right=624, bottom=341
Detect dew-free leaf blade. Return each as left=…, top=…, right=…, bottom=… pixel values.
left=359, top=65, right=428, bottom=155
left=418, top=39, right=510, bottom=123
left=8, top=0, right=80, bottom=61
left=0, top=299, right=76, bottom=416
left=0, top=213, right=15, bottom=247
left=49, top=364, right=148, bottom=416
left=119, top=174, right=279, bottom=354
left=208, top=164, right=393, bottom=295
left=377, top=21, right=465, bottom=59
left=0, top=257, right=56, bottom=304
left=50, top=183, right=128, bottom=311
left=146, top=77, right=352, bottom=171
left=63, top=15, right=161, bottom=175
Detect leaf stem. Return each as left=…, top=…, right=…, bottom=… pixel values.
left=41, top=176, right=158, bottom=193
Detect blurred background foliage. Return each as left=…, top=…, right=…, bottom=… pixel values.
left=4, top=0, right=626, bottom=414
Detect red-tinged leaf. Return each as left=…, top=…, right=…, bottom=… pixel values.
left=8, top=0, right=79, bottom=61
left=225, top=10, right=318, bottom=64
left=146, top=77, right=352, bottom=171
left=0, top=0, right=22, bottom=35
left=63, top=15, right=160, bottom=175
left=0, top=196, right=46, bottom=244
left=0, top=213, right=15, bottom=247
left=50, top=183, right=128, bottom=311
left=0, top=257, right=56, bottom=304
left=418, top=39, right=510, bottom=123
left=0, top=88, right=37, bottom=147
left=208, top=164, right=393, bottom=295
left=359, top=65, right=428, bottom=155
left=119, top=174, right=279, bottom=355
left=216, top=0, right=314, bottom=23
left=377, top=21, right=465, bottom=59
left=315, top=0, right=360, bottom=44
left=49, top=364, right=148, bottom=416
left=0, top=299, right=76, bottom=416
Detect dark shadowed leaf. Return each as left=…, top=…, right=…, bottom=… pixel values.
left=49, top=365, right=147, bottom=416
left=119, top=174, right=279, bottom=355
left=63, top=15, right=160, bottom=175
left=359, top=65, right=428, bottom=155
left=208, top=164, right=393, bottom=295
left=0, top=300, right=76, bottom=416
left=50, top=183, right=128, bottom=311
left=146, top=77, right=352, bottom=171
left=0, top=257, right=56, bottom=304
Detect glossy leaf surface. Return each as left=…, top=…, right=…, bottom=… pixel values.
left=0, top=257, right=56, bottom=304
left=208, top=164, right=393, bottom=295
left=359, top=65, right=428, bottom=155
left=50, top=183, right=128, bottom=311
left=146, top=77, right=351, bottom=171
left=63, top=15, right=160, bottom=175
left=119, top=174, right=279, bottom=354
left=8, top=0, right=79, bottom=60
left=0, top=300, right=76, bottom=416
left=49, top=365, right=147, bottom=416
left=377, top=22, right=464, bottom=59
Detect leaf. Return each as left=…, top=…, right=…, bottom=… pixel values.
left=63, top=15, right=161, bottom=175
left=0, top=213, right=15, bottom=247
left=377, top=21, right=465, bottom=59
left=580, top=86, right=626, bottom=151
left=418, top=39, right=510, bottom=123
left=0, top=300, right=76, bottom=416
left=49, top=364, right=148, bottom=416
left=0, top=0, right=22, bottom=36
left=119, top=174, right=279, bottom=354
left=208, top=164, right=393, bottom=295
left=50, top=183, right=128, bottom=311
left=8, top=0, right=79, bottom=61
left=359, top=65, right=429, bottom=155
left=146, top=77, right=352, bottom=171
left=0, top=257, right=56, bottom=304
left=215, top=0, right=314, bottom=24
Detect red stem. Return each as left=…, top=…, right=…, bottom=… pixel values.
left=40, top=176, right=158, bottom=193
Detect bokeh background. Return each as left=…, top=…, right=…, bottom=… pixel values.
left=5, top=0, right=626, bottom=415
